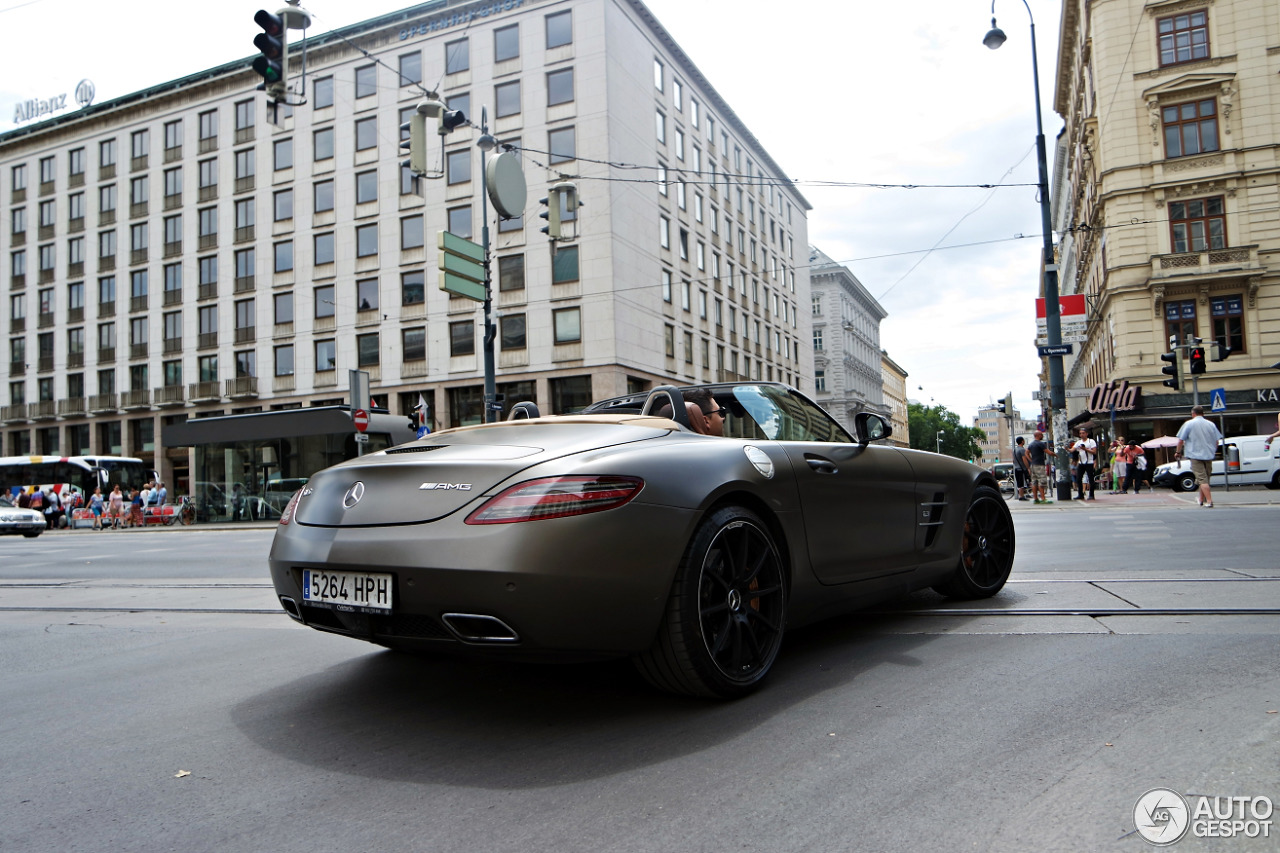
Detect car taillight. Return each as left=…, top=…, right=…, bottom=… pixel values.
left=465, top=476, right=644, bottom=524
left=279, top=489, right=303, bottom=525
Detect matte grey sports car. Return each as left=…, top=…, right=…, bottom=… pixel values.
left=268, top=383, right=1014, bottom=698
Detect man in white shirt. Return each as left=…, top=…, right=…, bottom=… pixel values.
left=1175, top=405, right=1223, bottom=507
left=1070, top=427, right=1098, bottom=500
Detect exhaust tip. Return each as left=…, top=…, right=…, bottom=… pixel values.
left=279, top=595, right=302, bottom=621
left=441, top=612, right=519, bottom=643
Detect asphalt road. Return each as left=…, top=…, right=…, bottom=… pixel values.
left=1, top=505, right=1277, bottom=852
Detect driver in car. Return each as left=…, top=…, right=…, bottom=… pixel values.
left=657, top=388, right=726, bottom=437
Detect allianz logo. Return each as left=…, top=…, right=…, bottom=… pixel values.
left=419, top=482, right=472, bottom=491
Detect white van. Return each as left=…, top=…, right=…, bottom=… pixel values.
left=1152, top=434, right=1280, bottom=491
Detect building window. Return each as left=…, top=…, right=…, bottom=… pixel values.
left=815, top=369, right=826, bottom=392
left=664, top=324, right=675, bottom=358
left=356, top=278, right=378, bottom=311
left=655, top=110, right=666, bottom=145
left=1165, top=299, right=1197, bottom=346
left=274, top=344, right=294, bottom=376
left=357, top=333, right=379, bottom=367
left=547, top=68, right=574, bottom=106
left=553, top=307, right=581, bottom=344
left=450, top=320, right=475, bottom=356
left=1163, top=99, right=1218, bottom=158
left=500, top=314, right=526, bottom=349
left=235, top=99, right=254, bottom=132
left=315, top=339, right=336, bottom=371
left=546, top=10, right=572, bottom=48
left=314, top=76, right=334, bottom=109
left=274, top=292, right=293, bottom=325
left=400, top=215, right=424, bottom=250
left=273, top=138, right=292, bottom=171
left=446, top=149, right=471, bottom=185
left=355, top=117, right=377, bottom=151
left=813, top=329, right=823, bottom=351
left=315, top=284, right=334, bottom=318
left=1169, top=196, right=1225, bottom=253
left=398, top=52, right=421, bottom=86
left=494, top=24, right=519, bottom=62
left=274, top=241, right=293, bottom=272
left=234, top=149, right=254, bottom=180
left=552, top=245, right=579, bottom=284
left=662, top=269, right=672, bottom=303
left=314, top=179, right=334, bottom=213
left=445, top=38, right=469, bottom=74
left=1210, top=295, right=1244, bottom=355
left=548, top=127, right=575, bottom=164
left=314, top=128, right=334, bottom=161
left=273, top=189, right=293, bottom=222
left=356, top=223, right=378, bottom=258
left=402, top=270, right=425, bottom=305
left=355, top=65, right=377, bottom=99
left=498, top=254, right=525, bottom=291
left=1158, top=11, right=1209, bottom=67
left=495, top=80, right=521, bottom=118
left=447, top=206, right=471, bottom=239
left=403, top=327, right=426, bottom=361
left=653, top=58, right=664, bottom=92
left=356, top=170, right=378, bottom=204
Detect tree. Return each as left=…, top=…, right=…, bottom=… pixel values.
left=908, top=403, right=987, bottom=461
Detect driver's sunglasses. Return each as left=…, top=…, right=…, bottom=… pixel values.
left=702, top=405, right=724, bottom=418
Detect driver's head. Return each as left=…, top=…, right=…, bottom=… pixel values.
left=682, top=389, right=724, bottom=437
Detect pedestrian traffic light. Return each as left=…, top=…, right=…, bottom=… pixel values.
left=400, top=112, right=427, bottom=176
left=1189, top=344, right=1207, bottom=375
left=252, top=10, right=287, bottom=101
left=539, top=186, right=562, bottom=240
left=1213, top=339, right=1232, bottom=361
left=438, top=105, right=467, bottom=135
left=1004, top=392, right=1014, bottom=417
left=1160, top=350, right=1181, bottom=389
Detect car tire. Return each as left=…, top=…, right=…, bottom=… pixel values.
left=23, top=531, right=40, bottom=538
left=1177, top=472, right=1196, bottom=492
left=634, top=506, right=786, bottom=699
left=1268, top=472, right=1280, bottom=491
left=933, top=485, right=1015, bottom=599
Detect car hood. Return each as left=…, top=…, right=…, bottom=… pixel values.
left=292, top=417, right=675, bottom=527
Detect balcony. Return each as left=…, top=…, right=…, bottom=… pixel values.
left=198, top=332, right=218, bottom=350
left=130, top=295, right=148, bottom=313
left=163, top=288, right=182, bottom=306
left=68, top=261, right=84, bottom=279
left=1151, top=245, right=1263, bottom=282
left=38, top=355, right=54, bottom=372
left=97, top=347, right=115, bottom=363
left=88, top=393, right=118, bottom=412
left=69, top=217, right=84, bottom=233
left=130, top=342, right=148, bottom=359
left=188, top=380, right=221, bottom=401
left=68, top=352, right=84, bottom=368
left=235, top=176, right=255, bottom=195
left=9, top=317, right=23, bottom=332
left=99, top=164, right=115, bottom=181
left=164, top=194, right=182, bottom=212
left=29, top=400, right=56, bottom=419
left=198, top=283, right=217, bottom=300
left=164, top=240, right=182, bottom=258
left=131, top=248, right=148, bottom=266
left=98, top=301, right=115, bottom=319
left=198, top=233, right=218, bottom=251
left=226, top=376, right=258, bottom=399
left=234, top=325, right=256, bottom=344
left=1, top=404, right=27, bottom=421
left=57, top=397, right=86, bottom=416
left=234, top=225, right=255, bottom=244
left=198, top=185, right=218, bottom=202
left=234, top=275, right=255, bottom=293
left=131, top=155, right=148, bottom=173
left=38, top=311, right=55, bottom=329
left=199, top=136, right=217, bottom=154
left=154, top=385, right=186, bottom=407
left=10, top=274, right=25, bottom=290
left=164, top=146, right=182, bottom=164
left=39, top=224, right=55, bottom=241
left=163, top=336, right=183, bottom=354
left=98, top=256, right=116, bottom=272
left=99, top=209, right=116, bottom=226
left=130, top=202, right=148, bottom=219
left=121, top=389, right=151, bottom=409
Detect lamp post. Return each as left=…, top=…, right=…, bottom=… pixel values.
left=937, top=429, right=945, bottom=455
left=984, top=0, right=1072, bottom=501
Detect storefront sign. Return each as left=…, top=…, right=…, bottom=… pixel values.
left=11, top=79, right=94, bottom=124
left=1087, top=380, right=1141, bottom=413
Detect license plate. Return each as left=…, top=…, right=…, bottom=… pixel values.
left=302, top=569, right=393, bottom=613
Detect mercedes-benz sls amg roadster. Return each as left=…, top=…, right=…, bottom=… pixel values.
left=268, top=383, right=1014, bottom=698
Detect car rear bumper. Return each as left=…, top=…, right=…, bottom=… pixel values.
left=268, top=501, right=699, bottom=657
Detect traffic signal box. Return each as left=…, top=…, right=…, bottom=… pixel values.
left=1161, top=350, right=1181, bottom=389
left=1188, top=345, right=1207, bottom=375
left=252, top=10, right=287, bottom=101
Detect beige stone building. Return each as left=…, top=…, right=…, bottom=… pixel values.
left=1053, top=0, right=1280, bottom=442
left=879, top=350, right=909, bottom=447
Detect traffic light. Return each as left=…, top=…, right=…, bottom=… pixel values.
left=252, top=10, right=287, bottom=101
left=1004, top=392, right=1014, bottom=416
left=1160, top=350, right=1181, bottom=389
left=400, top=112, right=427, bottom=176
left=539, top=186, right=562, bottom=240
left=1213, top=339, right=1232, bottom=361
left=1189, top=344, right=1206, bottom=375
left=438, top=105, right=467, bottom=135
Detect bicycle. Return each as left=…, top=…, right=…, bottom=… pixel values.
left=175, top=495, right=196, bottom=526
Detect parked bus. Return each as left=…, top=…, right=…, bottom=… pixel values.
left=0, top=455, right=153, bottom=501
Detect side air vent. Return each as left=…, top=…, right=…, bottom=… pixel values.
left=920, top=492, right=946, bottom=549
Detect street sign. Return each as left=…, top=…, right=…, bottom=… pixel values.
left=352, top=408, right=369, bottom=433
left=1209, top=388, right=1228, bottom=413
left=354, top=433, right=370, bottom=443
left=1037, top=343, right=1074, bottom=357
left=438, top=231, right=487, bottom=301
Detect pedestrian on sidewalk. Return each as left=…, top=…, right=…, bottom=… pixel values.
left=1070, top=427, right=1098, bottom=500
left=1124, top=442, right=1147, bottom=493
left=1175, top=405, right=1223, bottom=507
left=107, top=483, right=125, bottom=529
left=1013, top=436, right=1030, bottom=500
left=89, top=486, right=105, bottom=530
left=1028, top=430, right=1050, bottom=503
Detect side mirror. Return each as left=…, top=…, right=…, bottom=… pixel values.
left=852, top=412, right=892, bottom=445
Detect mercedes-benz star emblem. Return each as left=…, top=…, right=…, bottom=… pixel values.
left=342, top=482, right=365, bottom=508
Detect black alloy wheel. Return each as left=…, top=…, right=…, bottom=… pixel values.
left=635, top=506, right=786, bottom=699
left=933, top=485, right=1015, bottom=599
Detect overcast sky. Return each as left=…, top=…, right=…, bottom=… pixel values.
left=0, top=0, right=1063, bottom=424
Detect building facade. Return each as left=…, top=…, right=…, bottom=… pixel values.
left=1053, top=0, right=1280, bottom=443
left=808, top=246, right=887, bottom=433
left=1, top=0, right=813, bottom=492
left=879, top=349, right=909, bottom=447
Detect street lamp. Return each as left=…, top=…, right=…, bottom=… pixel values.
left=984, top=0, right=1072, bottom=501
left=937, top=429, right=945, bottom=455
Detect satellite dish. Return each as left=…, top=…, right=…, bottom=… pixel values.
left=486, top=151, right=527, bottom=220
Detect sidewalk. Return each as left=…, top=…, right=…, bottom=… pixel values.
left=1006, top=484, right=1280, bottom=510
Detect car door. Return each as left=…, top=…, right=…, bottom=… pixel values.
left=782, top=441, right=919, bottom=585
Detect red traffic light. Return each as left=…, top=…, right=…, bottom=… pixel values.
left=1188, top=346, right=1206, bottom=375
left=254, top=9, right=283, bottom=36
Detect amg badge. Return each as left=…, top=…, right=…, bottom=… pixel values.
left=419, top=482, right=473, bottom=491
